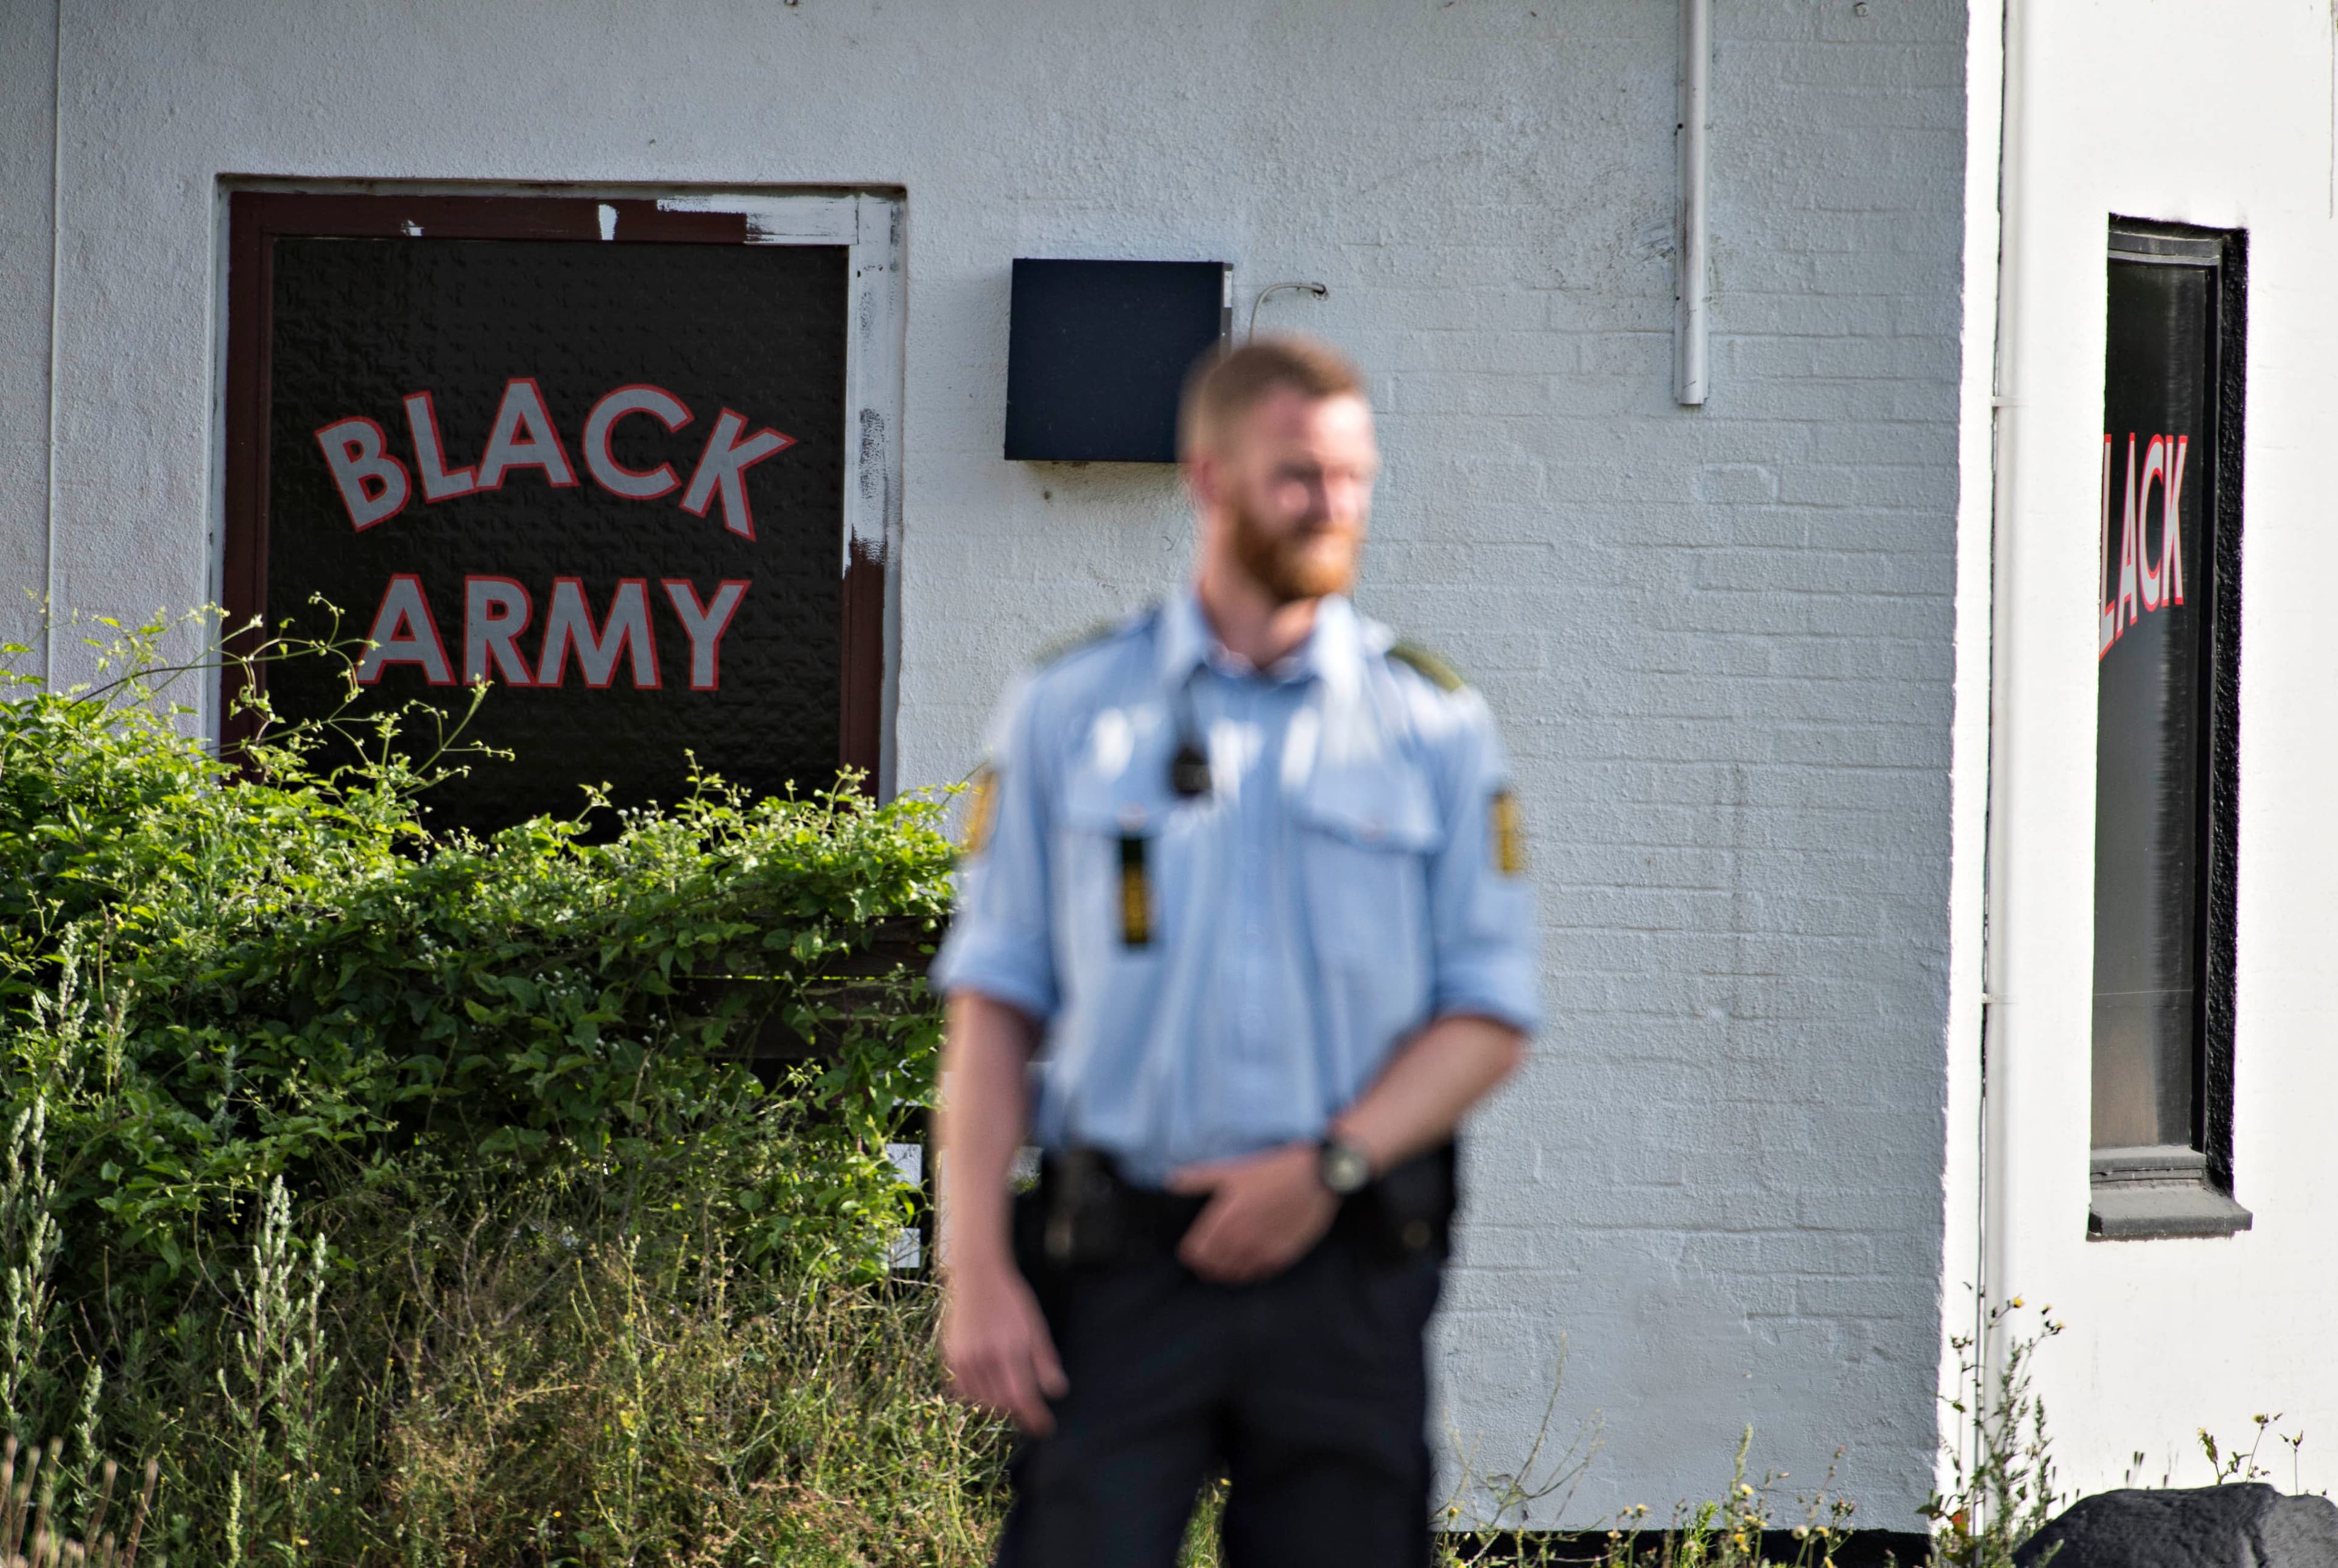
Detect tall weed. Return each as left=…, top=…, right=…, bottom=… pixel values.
left=0, top=1097, right=60, bottom=1446
left=1923, top=1297, right=2063, bottom=1568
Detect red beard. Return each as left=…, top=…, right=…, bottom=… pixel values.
left=1229, top=497, right=1360, bottom=605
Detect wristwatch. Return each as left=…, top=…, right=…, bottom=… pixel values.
left=1316, top=1136, right=1374, bottom=1197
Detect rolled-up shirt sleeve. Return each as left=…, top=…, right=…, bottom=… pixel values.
left=1425, top=693, right=1542, bottom=1035
left=930, top=676, right=1061, bottom=1024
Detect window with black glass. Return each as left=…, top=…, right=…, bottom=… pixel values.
left=2088, top=219, right=2248, bottom=1239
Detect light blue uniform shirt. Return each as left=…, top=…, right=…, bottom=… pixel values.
left=932, top=590, right=1539, bottom=1187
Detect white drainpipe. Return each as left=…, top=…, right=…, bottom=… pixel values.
left=1676, top=0, right=1711, bottom=407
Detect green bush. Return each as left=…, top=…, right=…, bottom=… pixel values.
left=3, top=614, right=952, bottom=1278
left=0, top=615, right=997, bottom=1565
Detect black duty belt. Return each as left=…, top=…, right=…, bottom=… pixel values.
left=1017, top=1143, right=1459, bottom=1275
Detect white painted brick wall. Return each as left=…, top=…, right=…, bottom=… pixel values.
left=0, top=0, right=1968, bottom=1528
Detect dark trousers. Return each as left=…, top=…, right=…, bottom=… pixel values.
left=996, top=1200, right=1445, bottom=1568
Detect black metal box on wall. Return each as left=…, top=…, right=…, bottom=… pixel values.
left=1004, top=259, right=1232, bottom=463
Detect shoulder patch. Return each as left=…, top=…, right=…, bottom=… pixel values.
left=1386, top=640, right=1466, bottom=693
left=1489, top=789, right=1526, bottom=876
left=962, top=765, right=1000, bottom=856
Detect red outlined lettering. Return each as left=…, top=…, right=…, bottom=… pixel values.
left=2101, top=430, right=2194, bottom=661
left=582, top=385, right=693, bottom=500
left=534, top=578, right=661, bottom=689
left=661, top=579, right=749, bottom=690
left=2115, top=433, right=2142, bottom=637
left=2100, top=435, right=2117, bottom=659
left=679, top=408, right=795, bottom=539
left=403, top=390, right=479, bottom=502
left=2136, top=436, right=2169, bottom=611
left=356, top=573, right=453, bottom=685
left=474, top=378, right=578, bottom=491
left=462, top=575, right=535, bottom=686
left=315, top=416, right=412, bottom=531
left=2163, top=435, right=2187, bottom=607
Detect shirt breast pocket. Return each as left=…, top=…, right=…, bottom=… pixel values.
left=1295, top=763, right=1442, bottom=970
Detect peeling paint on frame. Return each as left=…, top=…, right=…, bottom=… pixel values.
left=651, top=189, right=905, bottom=794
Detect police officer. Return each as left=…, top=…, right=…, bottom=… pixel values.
left=932, top=335, right=1539, bottom=1567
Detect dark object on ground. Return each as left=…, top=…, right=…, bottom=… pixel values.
left=2016, top=1484, right=2338, bottom=1568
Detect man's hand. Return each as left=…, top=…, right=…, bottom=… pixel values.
left=941, top=1259, right=1068, bottom=1435
left=1166, top=1141, right=1338, bottom=1284
left=936, top=993, right=1061, bottom=1432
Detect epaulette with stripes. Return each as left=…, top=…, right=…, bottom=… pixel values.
left=1386, top=640, right=1466, bottom=693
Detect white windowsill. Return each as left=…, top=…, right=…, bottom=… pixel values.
left=2088, top=1145, right=2253, bottom=1239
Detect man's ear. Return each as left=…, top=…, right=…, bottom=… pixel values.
left=1181, top=445, right=1220, bottom=511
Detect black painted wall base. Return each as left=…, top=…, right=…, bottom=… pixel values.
left=1442, top=1528, right=1931, bottom=1567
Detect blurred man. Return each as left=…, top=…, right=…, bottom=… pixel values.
left=933, top=335, right=1539, bottom=1568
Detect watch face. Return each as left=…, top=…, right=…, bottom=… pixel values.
left=1322, top=1142, right=1371, bottom=1195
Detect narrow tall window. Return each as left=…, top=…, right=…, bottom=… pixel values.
left=2089, top=220, right=2248, bottom=1238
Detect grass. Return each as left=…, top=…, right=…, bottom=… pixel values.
left=365, top=1223, right=1005, bottom=1567
left=4, top=1091, right=1016, bottom=1567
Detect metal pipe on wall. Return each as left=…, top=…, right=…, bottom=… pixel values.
left=1976, top=0, right=2023, bottom=1511
left=44, top=0, right=66, bottom=676
left=1676, top=0, right=1710, bottom=407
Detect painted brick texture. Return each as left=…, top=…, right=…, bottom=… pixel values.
left=897, top=2, right=1968, bottom=1525
left=1, top=0, right=1968, bottom=1528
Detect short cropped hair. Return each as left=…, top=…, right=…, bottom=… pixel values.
left=1179, top=334, right=1367, bottom=459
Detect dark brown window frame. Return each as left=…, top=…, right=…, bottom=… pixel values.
left=220, top=188, right=893, bottom=789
